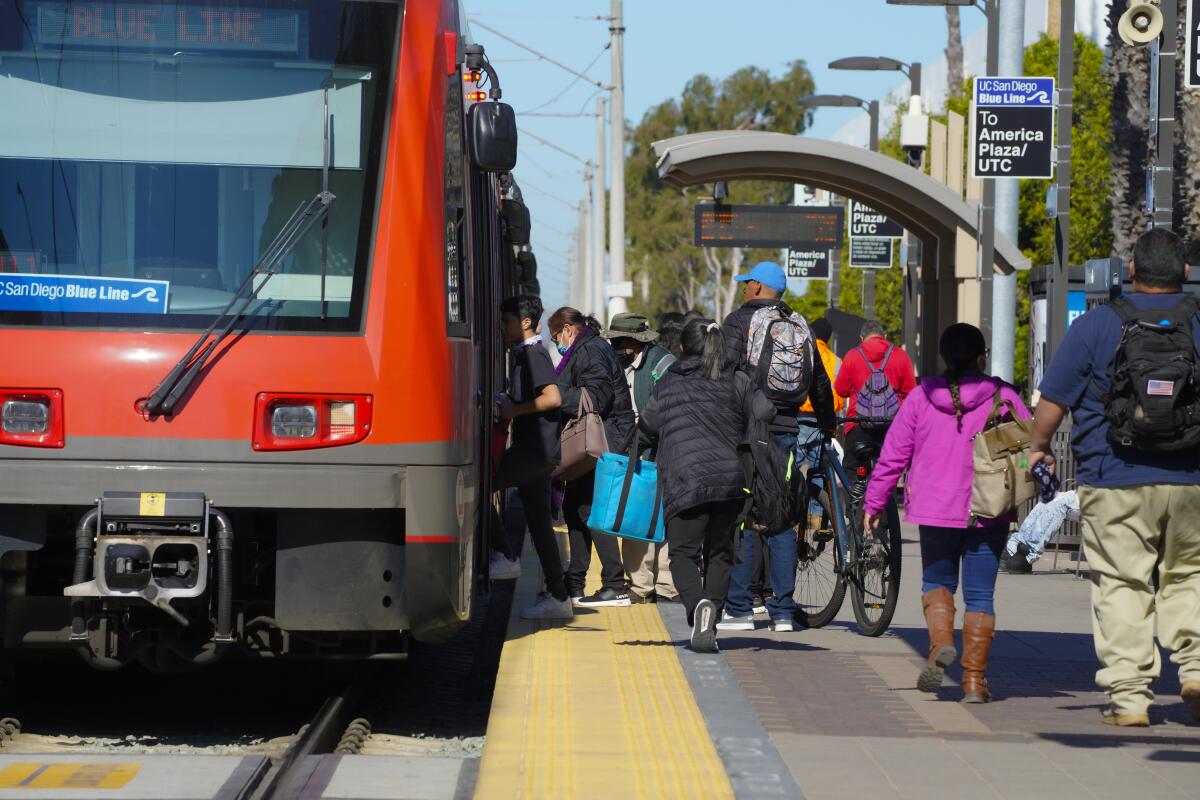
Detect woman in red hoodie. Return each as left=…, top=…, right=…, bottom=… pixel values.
left=864, top=324, right=1030, bottom=704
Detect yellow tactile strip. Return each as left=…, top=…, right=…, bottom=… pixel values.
left=474, top=544, right=735, bottom=800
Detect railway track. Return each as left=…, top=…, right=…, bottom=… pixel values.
left=0, top=578, right=514, bottom=798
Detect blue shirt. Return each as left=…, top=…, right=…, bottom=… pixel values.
left=1039, top=292, right=1200, bottom=488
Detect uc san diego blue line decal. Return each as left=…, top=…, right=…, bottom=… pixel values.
left=0, top=274, right=170, bottom=314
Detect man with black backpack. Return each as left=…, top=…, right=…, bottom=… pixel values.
left=1031, top=228, right=1200, bottom=728
left=719, top=261, right=836, bottom=632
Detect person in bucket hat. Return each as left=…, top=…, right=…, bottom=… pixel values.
left=603, top=312, right=678, bottom=603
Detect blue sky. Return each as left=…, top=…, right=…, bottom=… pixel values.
left=465, top=1, right=987, bottom=317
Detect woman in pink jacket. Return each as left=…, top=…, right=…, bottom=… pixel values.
left=865, top=324, right=1030, bottom=704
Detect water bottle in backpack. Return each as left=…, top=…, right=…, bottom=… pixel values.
left=745, top=303, right=814, bottom=406
left=853, top=345, right=901, bottom=430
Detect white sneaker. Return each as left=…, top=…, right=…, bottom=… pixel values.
left=489, top=552, right=522, bottom=580
left=520, top=593, right=574, bottom=620
left=772, top=618, right=795, bottom=633
left=716, top=611, right=756, bottom=631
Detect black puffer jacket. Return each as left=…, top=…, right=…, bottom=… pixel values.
left=640, top=358, right=775, bottom=520
left=557, top=328, right=636, bottom=457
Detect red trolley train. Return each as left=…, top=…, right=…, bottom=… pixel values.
left=0, top=0, right=526, bottom=669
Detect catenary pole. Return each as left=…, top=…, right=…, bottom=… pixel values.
left=1151, top=1, right=1176, bottom=229
left=581, top=163, right=593, bottom=315
left=606, top=0, right=627, bottom=322
left=593, top=98, right=607, bottom=320
left=990, top=0, right=1025, bottom=382
left=863, top=100, right=880, bottom=321
left=1048, top=0, right=1074, bottom=360
left=978, top=0, right=999, bottom=358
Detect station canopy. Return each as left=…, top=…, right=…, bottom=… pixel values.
left=652, top=131, right=1029, bottom=274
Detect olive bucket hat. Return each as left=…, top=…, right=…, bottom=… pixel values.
left=601, top=312, right=659, bottom=343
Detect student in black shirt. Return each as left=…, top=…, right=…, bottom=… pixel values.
left=492, top=294, right=573, bottom=620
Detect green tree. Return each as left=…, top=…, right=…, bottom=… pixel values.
left=625, top=62, right=815, bottom=320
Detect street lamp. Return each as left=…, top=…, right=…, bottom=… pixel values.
left=797, top=94, right=880, bottom=152
left=829, top=55, right=927, bottom=356
left=829, top=56, right=922, bottom=99
left=798, top=93, right=885, bottom=320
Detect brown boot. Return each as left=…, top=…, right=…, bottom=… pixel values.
left=961, top=611, right=995, bottom=703
left=917, top=587, right=957, bottom=693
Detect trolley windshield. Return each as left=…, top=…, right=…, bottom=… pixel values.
left=0, top=0, right=400, bottom=331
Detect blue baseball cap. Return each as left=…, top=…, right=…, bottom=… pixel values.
left=733, top=261, right=787, bottom=293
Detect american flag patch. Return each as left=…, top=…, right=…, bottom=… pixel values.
left=1147, top=380, right=1175, bottom=397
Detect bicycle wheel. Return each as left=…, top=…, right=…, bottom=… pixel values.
left=793, top=490, right=845, bottom=628
left=849, top=498, right=902, bottom=637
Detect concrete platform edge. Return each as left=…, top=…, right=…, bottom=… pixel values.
left=658, top=603, right=806, bottom=800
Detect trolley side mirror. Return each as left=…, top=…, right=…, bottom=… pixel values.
left=467, top=102, right=518, bottom=173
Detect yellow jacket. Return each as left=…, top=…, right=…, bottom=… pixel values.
left=801, top=339, right=845, bottom=415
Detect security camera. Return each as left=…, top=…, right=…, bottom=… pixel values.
left=1118, top=1, right=1163, bottom=46
left=900, top=95, right=929, bottom=169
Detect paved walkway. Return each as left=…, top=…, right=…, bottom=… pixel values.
left=716, top=527, right=1200, bottom=799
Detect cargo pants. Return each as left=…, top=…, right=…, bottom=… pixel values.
left=1078, top=483, right=1200, bottom=715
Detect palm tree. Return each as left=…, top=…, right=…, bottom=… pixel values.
left=945, top=7, right=964, bottom=101
left=1107, top=1, right=1151, bottom=254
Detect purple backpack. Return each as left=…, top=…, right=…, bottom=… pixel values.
left=853, top=346, right=900, bottom=430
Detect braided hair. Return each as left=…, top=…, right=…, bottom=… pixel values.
left=938, top=323, right=988, bottom=428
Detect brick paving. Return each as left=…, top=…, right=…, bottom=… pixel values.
left=710, top=528, right=1200, bottom=799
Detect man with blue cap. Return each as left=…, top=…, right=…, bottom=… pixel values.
left=718, top=261, right=836, bottom=635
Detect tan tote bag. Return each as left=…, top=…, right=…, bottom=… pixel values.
left=553, top=388, right=610, bottom=482
left=970, top=389, right=1036, bottom=522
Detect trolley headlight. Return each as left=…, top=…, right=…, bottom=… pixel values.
left=271, top=404, right=318, bottom=439
left=0, top=389, right=63, bottom=448
left=253, top=393, right=372, bottom=451
left=2, top=399, right=49, bottom=434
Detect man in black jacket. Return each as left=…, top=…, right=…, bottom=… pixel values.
left=719, top=261, right=836, bottom=632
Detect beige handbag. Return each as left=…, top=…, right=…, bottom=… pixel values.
left=553, top=388, right=610, bottom=482
left=970, top=389, right=1036, bottom=522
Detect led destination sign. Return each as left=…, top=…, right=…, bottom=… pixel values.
left=695, top=204, right=844, bottom=249
left=32, top=2, right=304, bottom=54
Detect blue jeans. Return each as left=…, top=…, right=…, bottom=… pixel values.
left=919, top=525, right=1007, bottom=614
left=795, top=418, right=824, bottom=518
left=727, top=433, right=801, bottom=622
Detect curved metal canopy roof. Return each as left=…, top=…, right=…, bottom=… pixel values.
left=652, top=131, right=1029, bottom=274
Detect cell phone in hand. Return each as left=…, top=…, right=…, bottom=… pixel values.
left=1030, top=462, right=1060, bottom=504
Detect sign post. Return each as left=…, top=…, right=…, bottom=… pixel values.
left=969, top=76, right=1055, bottom=180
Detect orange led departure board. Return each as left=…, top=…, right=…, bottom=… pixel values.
left=694, top=204, right=844, bottom=249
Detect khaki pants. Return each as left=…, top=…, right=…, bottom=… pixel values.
left=622, top=538, right=677, bottom=600
left=1078, top=484, right=1200, bottom=714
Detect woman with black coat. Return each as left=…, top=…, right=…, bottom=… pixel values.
left=640, top=319, right=775, bottom=652
left=549, top=307, right=637, bottom=606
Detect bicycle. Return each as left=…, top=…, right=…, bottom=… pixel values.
left=792, top=418, right=902, bottom=637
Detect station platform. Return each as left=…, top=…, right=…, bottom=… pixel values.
left=475, top=528, right=1200, bottom=800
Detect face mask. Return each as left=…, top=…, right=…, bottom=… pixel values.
left=556, top=342, right=570, bottom=356
left=618, top=352, right=635, bottom=368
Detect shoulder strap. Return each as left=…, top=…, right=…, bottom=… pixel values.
left=651, top=352, right=675, bottom=382
left=859, top=346, right=882, bottom=375
left=1108, top=296, right=1137, bottom=324
left=879, top=345, right=894, bottom=370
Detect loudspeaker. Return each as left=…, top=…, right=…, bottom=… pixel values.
left=1117, top=1, right=1163, bottom=46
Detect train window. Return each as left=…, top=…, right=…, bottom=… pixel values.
left=445, top=69, right=469, bottom=338
left=0, top=0, right=401, bottom=332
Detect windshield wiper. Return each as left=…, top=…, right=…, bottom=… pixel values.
left=142, top=190, right=335, bottom=417
left=143, top=88, right=337, bottom=418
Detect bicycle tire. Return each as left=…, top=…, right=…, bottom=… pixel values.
left=849, top=498, right=902, bottom=637
left=792, top=490, right=845, bottom=628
